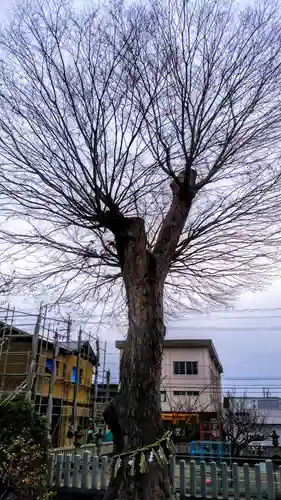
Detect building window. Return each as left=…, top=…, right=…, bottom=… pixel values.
left=173, top=361, right=198, bottom=375
left=45, top=358, right=61, bottom=376
left=45, top=358, right=53, bottom=374
left=173, top=390, right=199, bottom=397
left=160, top=391, right=166, bottom=402
left=173, top=362, right=185, bottom=375
left=72, top=366, right=83, bottom=383
left=71, top=366, right=77, bottom=383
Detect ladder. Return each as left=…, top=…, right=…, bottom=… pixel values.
left=0, top=379, right=28, bottom=406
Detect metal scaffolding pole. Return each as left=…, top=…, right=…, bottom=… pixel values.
left=33, top=305, right=47, bottom=407
left=47, top=329, right=59, bottom=430
left=25, top=304, right=42, bottom=403
left=0, top=305, right=15, bottom=398
left=92, top=337, right=100, bottom=424
left=72, top=327, right=82, bottom=426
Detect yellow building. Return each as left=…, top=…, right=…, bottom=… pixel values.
left=0, top=321, right=96, bottom=447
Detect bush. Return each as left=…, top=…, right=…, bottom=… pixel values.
left=0, top=437, right=55, bottom=500
left=0, top=400, right=53, bottom=500
left=0, top=400, right=49, bottom=450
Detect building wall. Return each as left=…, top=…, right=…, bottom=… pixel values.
left=0, top=339, right=30, bottom=390
left=36, top=351, right=93, bottom=405
left=0, top=338, right=94, bottom=406
left=118, top=345, right=222, bottom=414
left=161, top=346, right=220, bottom=413
left=209, top=353, right=222, bottom=409
left=0, top=337, right=94, bottom=447
left=223, top=396, right=281, bottom=443
left=225, top=397, right=281, bottom=421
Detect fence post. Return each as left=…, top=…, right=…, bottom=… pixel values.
left=180, top=460, right=186, bottom=497
left=169, top=456, right=176, bottom=494
left=47, top=454, right=55, bottom=488
left=266, top=460, right=276, bottom=500
left=232, top=463, right=239, bottom=500
left=243, top=463, right=251, bottom=500
left=81, top=451, right=91, bottom=489
left=63, top=453, right=71, bottom=488
left=73, top=454, right=81, bottom=488
left=91, top=456, right=99, bottom=490
left=100, top=456, right=108, bottom=490
left=255, top=463, right=262, bottom=500
left=190, top=460, right=196, bottom=497
left=55, top=453, right=63, bottom=488
left=279, top=466, right=281, bottom=498
left=200, top=461, right=206, bottom=498
left=210, top=461, right=218, bottom=499
left=221, top=462, right=228, bottom=500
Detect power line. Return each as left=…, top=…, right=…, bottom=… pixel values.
left=166, top=326, right=281, bottom=331
left=221, top=306, right=281, bottom=313
left=57, top=306, right=281, bottom=325
left=170, top=306, right=281, bottom=316
left=170, top=315, right=281, bottom=321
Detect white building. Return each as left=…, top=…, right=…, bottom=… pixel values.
left=116, top=338, right=223, bottom=415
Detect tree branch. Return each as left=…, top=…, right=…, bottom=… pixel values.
left=153, top=169, right=197, bottom=278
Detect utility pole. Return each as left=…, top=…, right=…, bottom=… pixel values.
left=92, top=337, right=100, bottom=425
left=103, top=369, right=111, bottom=434
left=102, top=342, right=107, bottom=384
left=66, top=315, right=71, bottom=345
left=105, top=369, right=110, bottom=405
left=72, top=328, right=82, bottom=427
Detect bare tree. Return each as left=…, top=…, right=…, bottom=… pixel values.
left=0, top=272, right=16, bottom=296
left=163, top=382, right=219, bottom=444
left=164, top=377, right=220, bottom=414
left=0, top=273, right=15, bottom=295
left=0, top=0, right=280, bottom=497
left=218, top=393, right=268, bottom=457
left=164, top=393, right=201, bottom=444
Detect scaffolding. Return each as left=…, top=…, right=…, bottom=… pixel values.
left=0, top=304, right=97, bottom=447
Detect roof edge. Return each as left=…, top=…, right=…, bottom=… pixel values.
left=115, top=338, right=223, bottom=374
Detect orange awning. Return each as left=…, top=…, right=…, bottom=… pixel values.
left=161, top=412, right=199, bottom=424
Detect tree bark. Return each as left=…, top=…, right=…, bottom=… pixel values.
left=103, top=170, right=197, bottom=500
left=103, top=217, right=175, bottom=500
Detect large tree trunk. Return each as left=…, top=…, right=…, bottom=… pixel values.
left=103, top=217, right=175, bottom=500
left=103, top=170, right=197, bottom=499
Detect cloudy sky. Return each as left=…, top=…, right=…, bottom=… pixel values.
left=106, top=282, right=281, bottom=394
left=0, top=0, right=280, bottom=398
